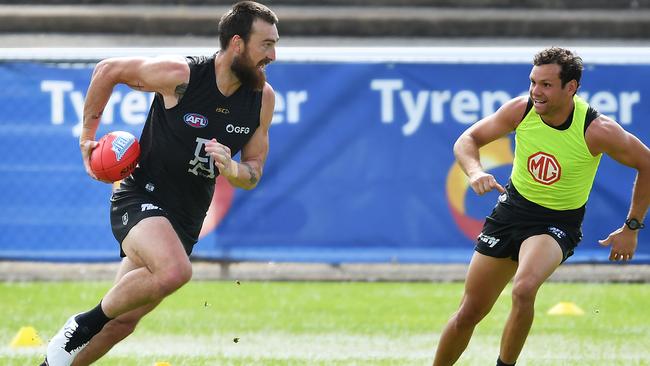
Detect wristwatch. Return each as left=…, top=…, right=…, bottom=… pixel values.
left=625, top=218, right=645, bottom=230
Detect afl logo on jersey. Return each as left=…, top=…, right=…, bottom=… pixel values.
left=184, top=113, right=208, bottom=128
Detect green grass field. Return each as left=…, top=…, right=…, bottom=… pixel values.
left=1, top=281, right=649, bottom=365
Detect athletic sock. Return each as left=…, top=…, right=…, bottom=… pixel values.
left=64, top=301, right=112, bottom=352
left=496, top=357, right=516, bottom=366
left=75, top=300, right=112, bottom=334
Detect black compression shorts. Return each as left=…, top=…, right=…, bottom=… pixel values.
left=475, top=182, right=584, bottom=263
left=109, top=182, right=198, bottom=257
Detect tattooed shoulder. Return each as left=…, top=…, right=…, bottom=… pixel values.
left=175, top=83, right=188, bottom=103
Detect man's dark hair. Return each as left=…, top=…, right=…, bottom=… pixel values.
left=533, top=47, right=583, bottom=88
left=218, top=1, right=278, bottom=50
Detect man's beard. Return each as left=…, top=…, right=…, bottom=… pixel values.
left=231, top=51, right=267, bottom=91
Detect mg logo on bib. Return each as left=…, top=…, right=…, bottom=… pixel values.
left=527, top=152, right=561, bottom=185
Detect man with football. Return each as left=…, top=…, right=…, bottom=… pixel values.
left=41, top=2, right=279, bottom=365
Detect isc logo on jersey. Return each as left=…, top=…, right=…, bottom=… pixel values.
left=184, top=113, right=208, bottom=128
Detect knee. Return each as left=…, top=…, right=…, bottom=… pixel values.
left=155, top=262, right=193, bottom=297
left=454, top=302, right=490, bottom=328
left=511, top=279, right=539, bottom=307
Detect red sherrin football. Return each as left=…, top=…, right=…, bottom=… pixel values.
left=90, top=131, right=140, bottom=182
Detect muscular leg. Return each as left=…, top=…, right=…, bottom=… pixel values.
left=432, top=252, right=517, bottom=366
left=498, top=234, right=563, bottom=364
left=100, top=216, right=192, bottom=318
left=46, top=216, right=192, bottom=366
left=71, top=258, right=161, bottom=366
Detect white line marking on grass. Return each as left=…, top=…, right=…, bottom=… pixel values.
left=0, top=346, right=46, bottom=356
left=2, top=331, right=648, bottom=364
left=110, top=332, right=436, bottom=361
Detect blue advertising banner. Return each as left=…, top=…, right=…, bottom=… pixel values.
left=0, top=56, right=648, bottom=263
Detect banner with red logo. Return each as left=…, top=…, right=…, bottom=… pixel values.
left=0, top=55, right=648, bottom=263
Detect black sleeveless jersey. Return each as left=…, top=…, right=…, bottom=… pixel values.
left=127, top=54, right=262, bottom=230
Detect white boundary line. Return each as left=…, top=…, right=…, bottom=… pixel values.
left=2, top=331, right=649, bottom=362
left=1, top=47, right=650, bottom=64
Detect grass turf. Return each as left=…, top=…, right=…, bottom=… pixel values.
left=1, top=281, right=649, bottom=365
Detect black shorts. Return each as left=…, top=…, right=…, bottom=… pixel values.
left=475, top=182, right=584, bottom=263
left=110, top=182, right=199, bottom=257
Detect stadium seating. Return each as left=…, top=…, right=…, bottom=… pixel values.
left=0, top=0, right=649, bottom=39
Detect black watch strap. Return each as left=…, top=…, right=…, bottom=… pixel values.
left=625, top=218, right=645, bottom=230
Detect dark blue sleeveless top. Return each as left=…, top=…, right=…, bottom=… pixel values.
left=128, top=54, right=262, bottom=229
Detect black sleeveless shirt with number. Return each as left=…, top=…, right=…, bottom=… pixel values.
left=127, top=54, right=262, bottom=237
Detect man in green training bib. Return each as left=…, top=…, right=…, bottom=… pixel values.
left=432, top=47, right=650, bottom=366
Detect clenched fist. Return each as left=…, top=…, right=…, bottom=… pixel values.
left=205, top=138, right=238, bottom=179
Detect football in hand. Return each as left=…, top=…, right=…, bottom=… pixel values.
left=90, top=131, right=140, bottom=182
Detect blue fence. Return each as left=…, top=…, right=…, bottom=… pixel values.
left=1, top=51, right=648, bottom=263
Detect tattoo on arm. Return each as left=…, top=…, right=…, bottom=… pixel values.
left=127, top=82, right=145, bottom=91
left=175, top=83, right=188, bottom=103
left=242, top=162, right=258, bottom=185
